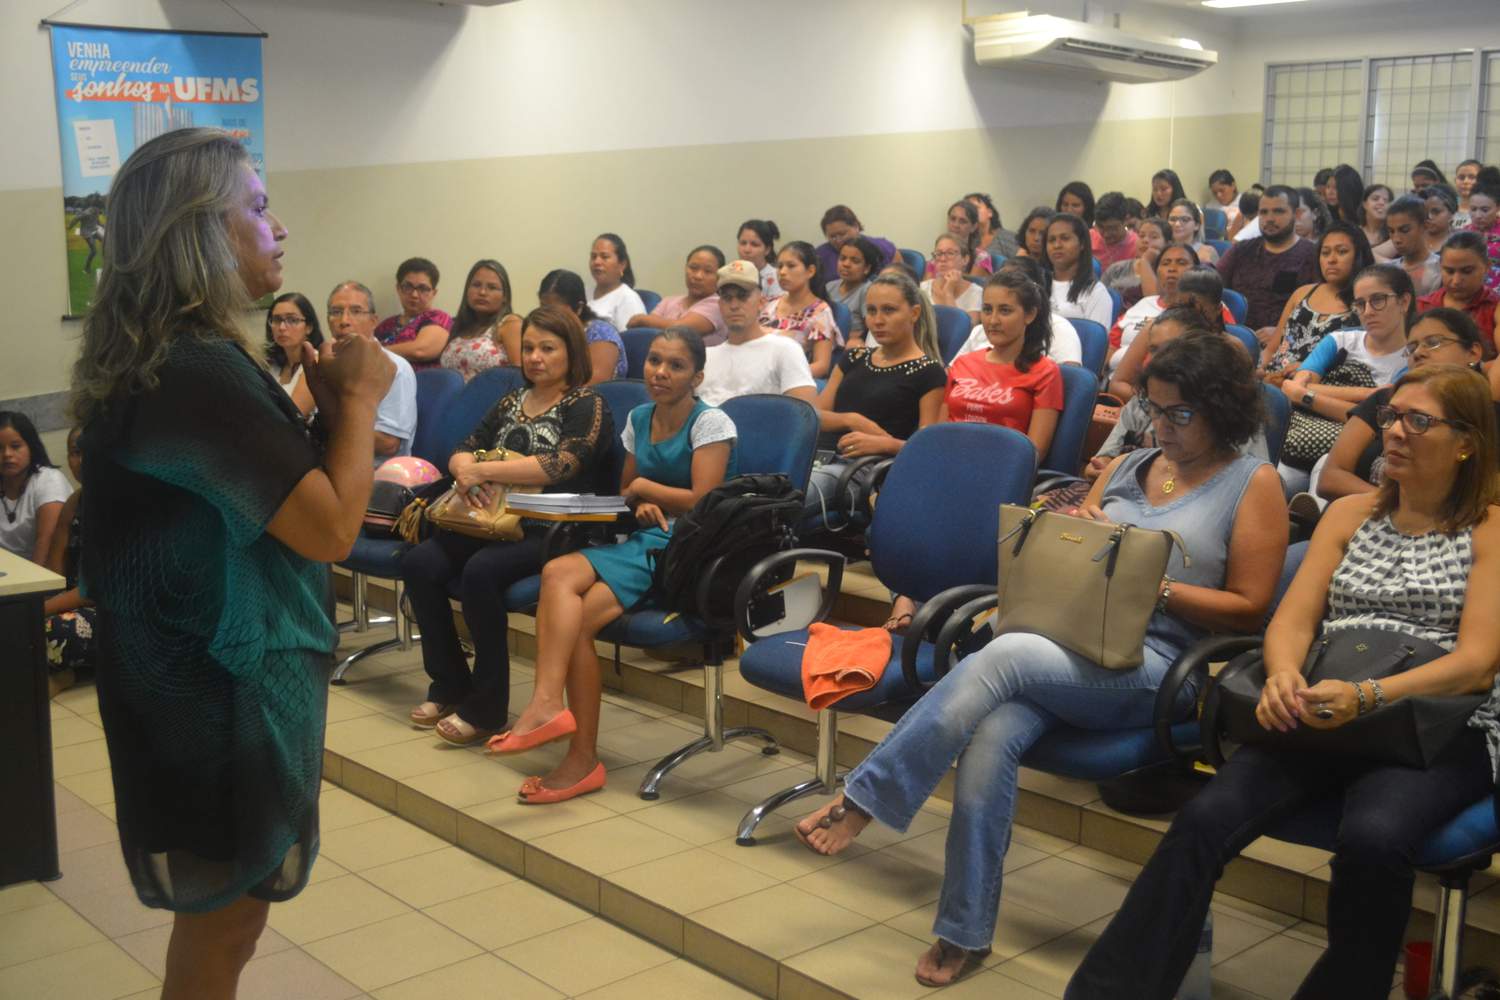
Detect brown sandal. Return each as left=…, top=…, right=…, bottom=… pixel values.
left=435, top=715, right=494, bottom=746
left=409, top=702, right=453, bottom=729
left=914, top=939, right=991, bottom=988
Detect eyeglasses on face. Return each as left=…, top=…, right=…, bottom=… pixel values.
left=1403, top=335, right=1462, bottom=357
left=1375, top=405, right=1467, bottom=435
left=1141, top=399, right=1196, bottom=426
left=327, top=307, right=372, bottom=319
left=1352, top=292, right=1394, bottom=314
left=931, top=249, right=962, bottom=260
left=269, top=314, right=306, bottom=328
left=398, top=282, right=434, bottom=295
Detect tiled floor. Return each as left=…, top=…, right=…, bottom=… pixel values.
left=25, top=617, right=1431, bottom=999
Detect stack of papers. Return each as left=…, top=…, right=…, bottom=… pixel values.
left=506, top=493, right=630, bottom=514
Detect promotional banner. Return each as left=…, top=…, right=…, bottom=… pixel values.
left=49, top=25, right=265, bottom=315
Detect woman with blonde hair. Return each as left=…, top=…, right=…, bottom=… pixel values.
left=74, top=127, right=392, bottom=999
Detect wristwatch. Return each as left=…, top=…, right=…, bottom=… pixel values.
left=1300, top=390, right=1316, bottom=408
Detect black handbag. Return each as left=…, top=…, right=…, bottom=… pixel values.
left=1208, top=627, right=1485, bottom=769
left=1280, top=351, right=1379, bottom=471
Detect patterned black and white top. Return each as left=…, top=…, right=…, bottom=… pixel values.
left=458, top=387, right=614, bottom=491
left=1324, top=514, right=1471, bottom=649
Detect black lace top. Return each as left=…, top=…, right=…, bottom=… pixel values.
left=458, top=387, right=614, bottom=490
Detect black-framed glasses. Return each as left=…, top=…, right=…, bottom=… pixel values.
left=1140, top=399, right=1196, bottom=426
left=269, top=314, right=306, bottom=328
left=1375, top=405, right=1467, bottom=435
left=1352, top=292, right=1394, bottom=314
left=1403, top=335, right=1462, bottom=357
left=398, top=282, right=434, bottom=295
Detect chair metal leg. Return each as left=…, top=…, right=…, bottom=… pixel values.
left=637, top=657, right=778, bottom=801
left=331, top=580, right=416, bottom=686
left=336, top=572, right=394, bottom=633
left=1428, top=869, right=1471, bottom=1000
left=736, top=710, right=840, bottom=846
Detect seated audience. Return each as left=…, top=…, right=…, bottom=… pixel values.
left=0, top=411, right=71, bottom=565
left=763, top=241, right=840, bottom=378
left=797, top=331, right=1286, bottom=988
left=1103, top=218, right=1171, bottom=307
left=1167, top=199, right=1218, bottom=264
left=921, top=232, right=984, bottom=325
left=1230, top=186, right=1262, bottom=241
left=1208, top=168, right=1241, bottom=230
left=1144, top=167, right=1188, bottom=220
left=403, top=307, right=613, bottom=744
left=737, top=219, right=783, bottom=298
left=374, top=257, right=451, bottom=369
left=1465, top=173, right=1500, bottom=290
left=328, top=280, right=417, bottom=461
left=587, top=233, right=647, bottom=331
left=1314, top=166, right=1338, bottom=210
left=930, top=200, right=994, bottom=275
left=628, top=244, right=729, bottom=346
left=699, top=261, right=817, bottom=406
left=1017, top=206, right=1054, bottom=259
left=491, top=328, right=735, bottom=802
left=1454, top=158, right=1483, bottom=228
left=1319, top=308, right=1499, bottom=502
left=1418, top=231, right=1500, bottom=355
left=1070, top=364, right=1500, bottom=1000
left=815, top=205, right=896, bottom=284
left=805, top=272, right=946, bottom=522
left=1260, top=222, right=1370, bottom=377
left=958, top=256, right=1083, bottom=367
left=967, top=191, right=1020, bottom=259
left=1373, top=194, right=1441, bottom=294
left=1411, top=158, right=1448, bottom=192
left=1424, top=185, right=1459, bottom=255
left=265, top=291, right=323, bottom=418
left=1056, top=181, right=1096, bottom=227
left=1091, top=192, right=1138, bottom=270
left=1295, top=185, right=1333, bottom=241
left=1329, top=164, right=1365, bottom=227
left=43, top=427, right=93, bottom=698
left=1046, top=213, right=1114, bottom=327
left=1108, top=244, right=1198, bottom=372
left=1215, top=185, right=1319, bottom=334
left=441, top=259, right=521, bottom=380
left=1122, top=197, right=1145, bottom=231
left=537, top=269, right=627, bottom=382
left=826, top=235, right=881, bottom=346
left=1361, top=183, right=1393, bottom=250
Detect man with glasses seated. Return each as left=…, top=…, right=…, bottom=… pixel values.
left=329, top=280, right=418, bottom=464
left=374, top=257, right=451, bottom=369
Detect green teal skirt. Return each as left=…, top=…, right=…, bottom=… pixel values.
left=581, top=525, right=671, bottom=610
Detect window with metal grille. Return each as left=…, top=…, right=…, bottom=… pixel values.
left=1262, top=60, right=1363, bottom=188
left=1481, top=50, right=1500, bottom=166
left=1366, top=53, right=1474, bottom=190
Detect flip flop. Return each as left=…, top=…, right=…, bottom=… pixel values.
left=884, top=612, right=914, bottom=633
left=484, top=709, right=578, bottom=754
left=914, top=940, right=991, bottom=988
left=517, top=762, right=606, bottom=805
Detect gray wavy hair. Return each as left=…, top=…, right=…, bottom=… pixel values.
left=71, top=127, right=255, bottom=426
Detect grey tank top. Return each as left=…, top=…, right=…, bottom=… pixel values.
left=1100, top=448, right=1265, bottom=655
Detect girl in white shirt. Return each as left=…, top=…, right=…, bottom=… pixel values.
left=1046, top=214, right=1114, bottom=328
left=587, top=233, right=647, bottom=331
left=921, top=233, right=983, bottom=325
left=0, top=412, right=73, bottom=564
left=737, top=219, right=783, bottom=299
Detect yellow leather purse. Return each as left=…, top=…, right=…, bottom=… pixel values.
left=425, top=449, right=538, bottom=542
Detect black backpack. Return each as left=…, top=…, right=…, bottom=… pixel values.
left=649, top=474, right=803, bottom=624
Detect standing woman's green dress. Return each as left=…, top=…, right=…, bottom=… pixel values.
left=81, top=334, right=337, bottom=913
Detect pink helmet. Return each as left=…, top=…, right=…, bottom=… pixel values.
left=374, top=456, right=441, bottom=487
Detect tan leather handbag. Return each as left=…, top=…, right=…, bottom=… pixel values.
left=996, top=505, right=1188, bottom=670
left=425, top=449, right=538, bottom=542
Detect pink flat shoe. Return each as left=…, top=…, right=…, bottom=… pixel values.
left=484, top=709, right=578, bottom=754
left=517, top=763, right=606, bottom=805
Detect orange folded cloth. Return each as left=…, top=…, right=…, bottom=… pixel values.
left=801, top=622, right=893, bottom=710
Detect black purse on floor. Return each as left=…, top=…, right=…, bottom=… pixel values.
left=1206, top=627, right=1486, bottom=769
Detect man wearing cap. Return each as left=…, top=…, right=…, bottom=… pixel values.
left=698, top=260, right=817, bottom=407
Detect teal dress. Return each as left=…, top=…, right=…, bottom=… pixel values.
left=583, top=400, right=737, bottom=610
left=82, top=336, right=336, bottom=913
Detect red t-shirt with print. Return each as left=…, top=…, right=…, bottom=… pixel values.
left=944, top=351, right=1064, bottom=432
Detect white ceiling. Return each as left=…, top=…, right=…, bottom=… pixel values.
left=1148, top=0, right=1469, bottom=13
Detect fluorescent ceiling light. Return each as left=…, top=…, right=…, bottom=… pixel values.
left=1202, top=0, right=1308, bottom=8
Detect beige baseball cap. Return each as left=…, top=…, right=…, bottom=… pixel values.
left=716, top=259, right=761, bottom=291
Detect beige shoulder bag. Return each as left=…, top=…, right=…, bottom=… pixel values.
left=996, top=505, right=1188, bottom=670
left=425, top=448, right=538, bottom=542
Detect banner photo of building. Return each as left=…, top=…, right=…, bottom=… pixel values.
left=48, top=25, right=265, bottom=316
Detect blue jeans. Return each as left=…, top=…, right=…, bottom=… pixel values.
left=843, top=631, right=1189, bottom=951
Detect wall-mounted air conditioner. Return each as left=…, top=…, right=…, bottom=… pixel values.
left=969, top=12, right=1218, bottom=84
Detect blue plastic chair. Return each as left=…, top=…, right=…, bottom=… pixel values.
left=637, top=289, right=662, bottom=314
left=333, top=367, right=524, bottom=683
left=933, top=305, right=972, bottom=364
left=408, top=369, right=465, bottom=466
left=620, top=328, right=658, bottom=380
left=732, top=423, right=1039, bottom=842
left=1092, top=257, right=1102, bottom=279
left=1262, top=382, right=1291, bottom=467
left=1202, top=207, right=1228, bottom=240
left=1225, top=323, right=1259, bottom=359
left=589, top=379, right=651, bottom=493
left=830, top=301, right=851, bottom=344
left=1207, top=239, right=1232, bottom=259
left=1107, top=286, right=1124, bottom=324
left=1071, top=319, right=1110, bottom=377
left=1039, top=364, right=1099, bottom=480
left=1223, top=288, right=1249, bottom=326
left=899, top=248, right=925, bottom=278
left=580, top=395, right=822, bottom=799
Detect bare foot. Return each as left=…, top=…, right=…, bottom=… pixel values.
left=885, top=595, right=917, bottom=633
left=409, top=701, right=448, bottom=727
left=536, top=751, right=600, bottom=791
left=434, top=714, right=492, bottom=745
left=508, top=697, right=567, bottom=739
left=795, top=794, right=871, bottom=855
left=914, top=939, right=989, bottom=987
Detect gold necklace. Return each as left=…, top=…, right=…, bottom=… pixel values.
left=1161, top=463, right=1176, bottom=495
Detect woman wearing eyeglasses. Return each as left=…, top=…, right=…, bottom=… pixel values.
left=1072, top=361, right=1500, bottom=1000
left=374, top=257, right=452, bottom=370
left=264, top=292, right=324, bottom=418
left=1316, top=308, right=1500, bottom=502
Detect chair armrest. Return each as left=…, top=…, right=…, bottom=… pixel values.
left=866, top=458, right=896, bottom=501
left=930, top=593, right=1001, bottom=685
left=732, top=548, right=845, bottom=642
left=1152, top=634, right=1261, bottom=763
left=1195, top=638, right=1266, bottom=767
left=900, top=584, right=996, bottom=689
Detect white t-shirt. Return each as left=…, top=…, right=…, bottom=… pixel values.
left=959, top=315, right=1082, bottom=366
left=0, top=465, right=73, bottom=559
left=1235, top=217, right=1261, bottom=243
left=589, top=284, right=647, bottom=332
left=921, top=278, right=983, bottom=315
left=375, top=347, right=417, bottom=464
left=699, top=333, right=816, bottom=406
left=1299, top=327, right=1408, bottom=387
left=759, top=263, right=783, bottom=299
left=1110, top=296, right=1168, bottom=372
left=1050, top=280, right=1114, bottom=328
